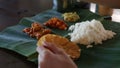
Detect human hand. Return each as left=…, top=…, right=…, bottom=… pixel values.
left=36, top=42, right=78, bottom=68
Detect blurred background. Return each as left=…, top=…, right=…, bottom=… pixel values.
left=0, top=0, right=53, bottom=31
left=0, top=0, right=120, bottom=31
left=90, top=3, right=120, bottom=23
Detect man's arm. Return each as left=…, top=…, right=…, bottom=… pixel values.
left=79, top=0, right=120, bottom=8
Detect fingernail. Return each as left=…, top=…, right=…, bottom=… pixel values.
left=43, top=42, right=49, bottom=46
left=36, top=46, right=44, bottom=53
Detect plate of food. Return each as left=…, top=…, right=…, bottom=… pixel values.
left=0, top=9, right=120, bottom=68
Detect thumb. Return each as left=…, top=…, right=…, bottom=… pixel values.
left=43, top=42, right=65, bottom=54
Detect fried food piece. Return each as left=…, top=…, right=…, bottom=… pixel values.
left=31, top=22, right=43, bottom=32
left=23, top=22, right=51, bottom=39
left=44, top=17, right=67, bottom=30
left=37, top=34, right=81, bottom=59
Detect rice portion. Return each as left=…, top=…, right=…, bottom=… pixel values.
left=68, top=19, right=116, bottom=45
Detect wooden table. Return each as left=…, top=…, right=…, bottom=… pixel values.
left=0, top=10, right=37, bottom=68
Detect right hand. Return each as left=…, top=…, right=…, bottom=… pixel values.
left=37, top=42, right=78, bottom=68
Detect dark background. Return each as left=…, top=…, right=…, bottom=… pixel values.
left=0, top=0, right=53, bottom=31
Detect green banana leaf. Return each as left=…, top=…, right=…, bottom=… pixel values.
left=0, top=9, right=120, bottom=68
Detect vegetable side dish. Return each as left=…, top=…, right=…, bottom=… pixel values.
left=62, top=12, right=80, bottom=22
left=44, top=17, right=68, bottom=30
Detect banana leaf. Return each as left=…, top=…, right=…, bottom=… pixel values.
left=0, top=9, right=120, bottom=68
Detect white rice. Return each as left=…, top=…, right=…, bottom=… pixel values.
left=68, top=19, right=116, bottom=46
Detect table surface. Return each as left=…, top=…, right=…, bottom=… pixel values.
left=0, top=49, right=37, bottom=68
left=0, top=14, right=37, bottom=68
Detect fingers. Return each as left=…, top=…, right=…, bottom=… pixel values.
left=36, top=46, right=45, bottom=53
left=37, top=41, right=67, bottom=57
left=36, top=46, right=54, bottom=57
left=43, top=42, right=65, bottom=54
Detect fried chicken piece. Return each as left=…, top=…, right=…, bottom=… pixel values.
left=23, top=22, right=51, bottom=39
left=31, top=22, right=43, bottom=32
